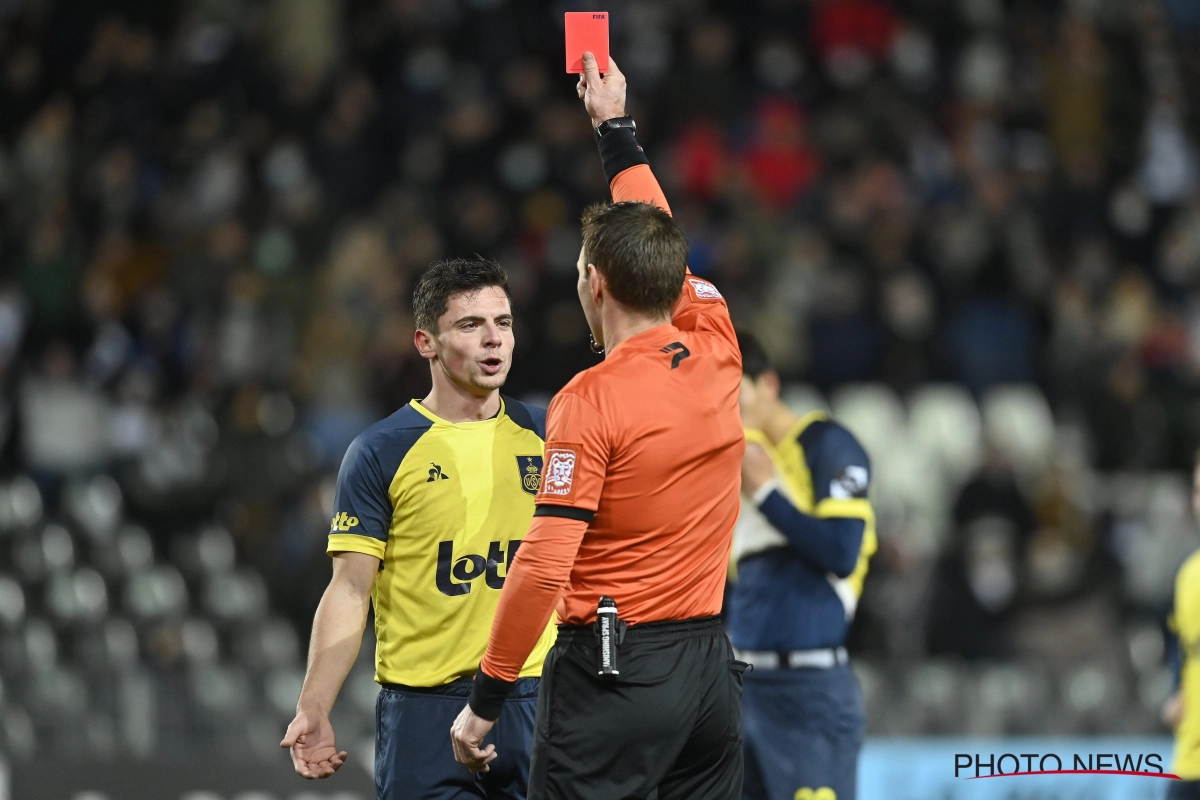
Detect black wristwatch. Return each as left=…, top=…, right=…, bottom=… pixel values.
left=594, top=115, right=636, bottom=139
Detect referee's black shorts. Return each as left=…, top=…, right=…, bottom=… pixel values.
left=528, top=614, right=747, bottom=800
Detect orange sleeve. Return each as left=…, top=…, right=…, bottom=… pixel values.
left=610, top=164, right=736, bottom=347
left=534, top=392, right=609, bottom=513
left=671, top=274, right=737, bottom=349
left=478, top=390, right=610, bottom=682
left=480, top=514, right=588, bottom=681
left=610, top=163, right=672, bottom=216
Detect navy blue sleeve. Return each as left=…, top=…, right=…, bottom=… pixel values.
left=800, top=421, right=872, bottom=503
left=528, top=404, right=547, bottom=440
left=503, top=396, right=547, bottom=440
left=758, top=493, right=865, bottom=578
left=330, top=434, right=394, bottom=543
left=756, top=421, right=872, bottom=578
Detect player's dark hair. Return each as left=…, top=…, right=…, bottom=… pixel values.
left=737, top=329, right=772, bottom=378
left=580, top=201, right=688, bottom=316
left=412, top=257, right=511, bottom=332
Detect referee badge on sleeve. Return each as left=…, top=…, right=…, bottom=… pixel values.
left=540, top=447, right=578, bottom=497
left=687, top=277, right=722, bottom=301
left=517, top=455, right=543, bottom=495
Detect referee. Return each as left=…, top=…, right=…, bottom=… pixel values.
left=450, top=54, right=747, bottom=799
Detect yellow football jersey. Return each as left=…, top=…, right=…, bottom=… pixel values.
left=758, top=412, right=876, bottom=601
left=1172, top=549, right=1200, bottom=779
left=327, top=397, right=556, bottom=687
left=730, top=412, right=877, bottom=649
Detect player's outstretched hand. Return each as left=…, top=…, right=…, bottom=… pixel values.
left=576, top=51, right=626, bottom=128
left=281, top=710, right=348, bottom=779
left=450, top=704, right=499, bottom=773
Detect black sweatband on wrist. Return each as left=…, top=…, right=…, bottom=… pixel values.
left=597, top=126, right=649, bottom=185
left=468, top=668, right=515, bottom=721
left=534, top=504, right=596, bottom=522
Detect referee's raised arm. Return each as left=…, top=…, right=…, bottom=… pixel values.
left=576, top=54, right=671, bottom=214
left=452, top=51, right=747, bottom=800
left=578, top=51, right=737, bottom=350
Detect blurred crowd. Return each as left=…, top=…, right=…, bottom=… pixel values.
left=0, top=0, right=1199, bottom=747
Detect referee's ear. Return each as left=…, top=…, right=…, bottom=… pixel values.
left=586, top=263, right=606, bottom=304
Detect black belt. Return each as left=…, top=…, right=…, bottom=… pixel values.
left=555, top=614, right=722, bottom=644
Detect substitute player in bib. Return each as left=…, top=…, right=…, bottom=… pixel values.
left=1163, top=453, right=1200, bottom=799
left=281, top=257, right=556, bottom=800
left=451, top=54, right=747, bottom=800
left=731, top=331, right=876, bottom=800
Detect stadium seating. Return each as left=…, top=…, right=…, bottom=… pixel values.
left=980, top=385, right=1057, bottom=481
left=907, top=384, right=984, bottom=481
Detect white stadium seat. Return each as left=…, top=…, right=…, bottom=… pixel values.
left=907, top=384, right=983, bottom=480
left=981, top=384, right=1055, bottom=479
left=830, top=383, right=906, bottom=459
left=780, top=383, right=829, bottom=417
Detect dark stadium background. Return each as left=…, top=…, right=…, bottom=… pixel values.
left=0, top=0, right=1197, bottom=797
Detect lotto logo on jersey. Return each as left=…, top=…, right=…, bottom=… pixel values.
left=435, top=539, right=522, bottom=596
left=542, top=448, right=577, bottom=496
left=330, top=512, right=360, bottom=532
left=688, top=278, right=722, bottom=300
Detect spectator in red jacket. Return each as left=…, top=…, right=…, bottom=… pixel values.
left=741, top=99, right=821, bottom=211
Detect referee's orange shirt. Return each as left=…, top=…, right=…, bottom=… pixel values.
left=481, top=164, right=743, bottom=685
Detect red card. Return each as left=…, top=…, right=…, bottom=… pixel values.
left=565, top=12, right=609, bottom=74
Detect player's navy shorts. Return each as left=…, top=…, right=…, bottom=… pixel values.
left=742, top=663, right=865, bottom=800
left=376, top=676, right=540, bottom=800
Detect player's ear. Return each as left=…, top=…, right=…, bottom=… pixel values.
left=414, top=327, right=438, bottom=361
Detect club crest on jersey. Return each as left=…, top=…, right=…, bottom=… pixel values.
left=688, top=278, right=722, bottom=300
left=542, top=448, right=577, bottom=496
left=330, top=512, right=359, bottom=532
left=516, top=455, right=543, bottom=495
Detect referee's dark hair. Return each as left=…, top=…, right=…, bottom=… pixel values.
left=412, top=257, right=511, bottom=332
left=580, top=201, right=688, bottom=316
left=737, top=328, right=772, bottom=379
